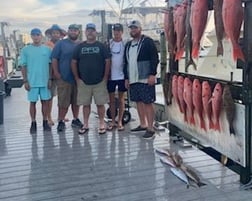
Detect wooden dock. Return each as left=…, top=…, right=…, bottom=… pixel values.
left=0, top=87, right=252, bottom=201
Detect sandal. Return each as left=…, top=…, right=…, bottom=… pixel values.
left=98, top=127, right=106, bottom=135
left=78, top=127, right=89, bottom=135
left=118, top=125, right=125, bottom=131
left=107, top=124, right=117, bottom=131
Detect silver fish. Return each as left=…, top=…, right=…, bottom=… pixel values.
left=155, top=147, right=172, bottom=156
left=180, top=164, right=206, bottom=187
left=171, top=152, right=183, bottom=167
left=160, top=156, right=176, bottom=168
left=170, top=167, right=189, bottom=188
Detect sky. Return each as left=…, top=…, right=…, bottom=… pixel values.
left=0, top=0, right=165, bottom=34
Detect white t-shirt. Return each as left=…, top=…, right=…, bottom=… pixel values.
left=110, top=40, right=124, bottom=80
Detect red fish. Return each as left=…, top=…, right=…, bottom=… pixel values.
left=222, top=0, right=244, bottom=62
left=172, top=75, right=180, bottom=109
left=190, top=0, right=208, bottom=58
left=202, top=81, right=213, bottom=129
left=183, top=77, right=195, bottom=125
left=174, top=2, right=187, bottom=61
left=177, top=76, right=187, bottom=121
left=211, top=83, right=223, bottom=131
left=192, top=79, right=205, bottom=130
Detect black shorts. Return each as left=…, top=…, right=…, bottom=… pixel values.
left=129, top=83, right=156, bottom=104
left=107, top=80, right=127, bottom=93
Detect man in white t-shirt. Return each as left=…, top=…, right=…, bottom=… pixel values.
left=107, top=23, right=127, bottom=131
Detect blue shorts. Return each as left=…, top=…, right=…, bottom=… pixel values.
left=28, top=87, right=51, bottom=102
left=107, top=79, right=127, bottom=93
left=129, top=83, right=156, bottom=104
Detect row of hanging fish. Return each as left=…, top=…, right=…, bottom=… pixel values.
left=155, top=147, right=206, bottom=188
left=171, top=74, right=236, bottom=134
left=164, top=0, right=244, bottom=65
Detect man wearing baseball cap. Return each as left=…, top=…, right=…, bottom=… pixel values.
left=72, top=23, right=110, bottom=135
left=51, top=24, right=83, bottom=132
left=124, top=20, right=159, bottom=139
left=106, top=23, right=127, bottom=131
left=19, top=28, right=52, bottom=133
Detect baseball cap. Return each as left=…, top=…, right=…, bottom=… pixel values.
left=113, top=23, right=123, bottom=31
left=30, top=28, right=42, bottom=35
left=68, top=24, right=80, bottom=30
left=86, top=23, right=96, bottom=30
left=45, top=24, right=66, bottom=37
left=128, top=20, right=141, bottom=28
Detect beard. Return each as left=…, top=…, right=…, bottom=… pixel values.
left=69, top=34, right=78, bottom=40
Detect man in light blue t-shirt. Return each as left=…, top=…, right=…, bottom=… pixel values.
left=20, top=28, right=52, bottom=134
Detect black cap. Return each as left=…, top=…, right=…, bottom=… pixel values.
left=113, top=23, right=123, bottom=31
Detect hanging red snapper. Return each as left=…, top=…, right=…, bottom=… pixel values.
left=178, top=76, right=187, bottom=122
left=183, top=77, right=195, bottom=125
left=222, top=0, right=244, bottom=62
left=211, top=83, right=223, bottom=131
left=190, top=0, right=208, bottom=58
left=174, top=2, right=187, bottom=61
left=202, top=81, right=213, bottom=129
left=192, top=79, right=205, bottom=130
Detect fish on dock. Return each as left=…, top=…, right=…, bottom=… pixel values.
left=170, top=167, right=190, bottom=188
left=160, top=155, right=176, bottom=168
left=155, top=147, right=172, bottom=156
left=180, top=164, right=207, bottom=187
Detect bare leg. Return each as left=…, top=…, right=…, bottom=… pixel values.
left=108, top=92, right=116, bottom=126
left=145, top=103, right=155, bottom=131
left=47, top=98, right=54, bottom=125
left=58, top=107, right=68, bottom=122
left=41, top=100, right=49, bottom=120
left=83, top=105, right=90, bottom=128
left=30, top=102, right=36, bottom=121
left=118, top=91, right=125, bottom=127
left=97, top=104, right=105, bottom=129
left=71, top=104, right=80, bottom=119
left=136, top=101, right=147, bottom=128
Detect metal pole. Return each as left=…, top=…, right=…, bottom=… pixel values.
left=241, top=0, right=252, bottom=184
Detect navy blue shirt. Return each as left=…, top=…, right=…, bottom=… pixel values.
left=51, top=39, right=80, bottom=83
left=72, top=41, right=110, bottom=85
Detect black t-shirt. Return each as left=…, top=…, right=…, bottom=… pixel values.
left=72, top=41, right=110, bottom=85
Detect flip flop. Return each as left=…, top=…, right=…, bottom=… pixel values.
left=107, top=124, right=117, bottom=131
left=98, top=127, right=106, bottom=135
left=78, top=127, right=89, bottom=135
left=118, top=125, right=125, bottom=131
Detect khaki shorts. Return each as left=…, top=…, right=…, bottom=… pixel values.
left=77, top=80, right=108, bottom=106
left=57, top=79, right=77, bottom=108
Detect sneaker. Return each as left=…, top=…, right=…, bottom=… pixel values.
left=71, top=118, right=83, bottom=128
left=30, top=121, right=37, bottom=134
left=57, top=121, right=66, bottom=132
left=130, top=125, right=147, bottom=132
left=43, top=120, right=51, bottom=131
left=142, top=130, right=155, bottom=139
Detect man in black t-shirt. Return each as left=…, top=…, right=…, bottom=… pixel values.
left=72, top=23, right=111, bottom=135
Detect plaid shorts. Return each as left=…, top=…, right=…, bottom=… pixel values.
left=129, top=83, right=156, bottom=104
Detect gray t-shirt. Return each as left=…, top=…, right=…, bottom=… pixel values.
left=72, top=41, right=110, bottom=85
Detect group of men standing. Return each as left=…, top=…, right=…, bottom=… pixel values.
left=19, top=20, right=159, bottom=139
